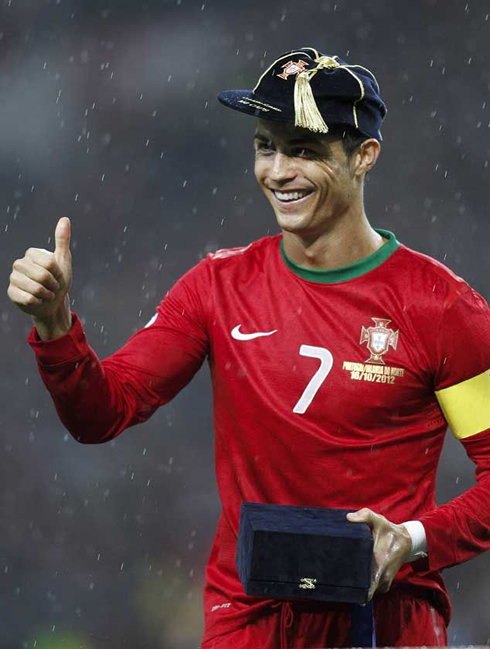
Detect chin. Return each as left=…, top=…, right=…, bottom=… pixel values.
left=274, top=212, right=315, bottom=233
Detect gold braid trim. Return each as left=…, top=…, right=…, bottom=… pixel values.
left=254, top=51, right=372, bottom=134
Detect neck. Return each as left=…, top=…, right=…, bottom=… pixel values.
left=281, top=211, right=385, bottom=270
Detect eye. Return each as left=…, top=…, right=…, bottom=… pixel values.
left=254, top=139, right=274, bottom=153
left=294, top=147, right=317, bottom=158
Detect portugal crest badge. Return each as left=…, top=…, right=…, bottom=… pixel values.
left=360, top=318, right=399, bottom=364
left=277, top=60, right=309, bottom=80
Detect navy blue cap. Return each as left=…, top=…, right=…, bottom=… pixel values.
left=218, top=47, right=387, bottom=141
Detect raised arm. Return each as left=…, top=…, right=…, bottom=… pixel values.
left=8, top=218, right=210, bottom=443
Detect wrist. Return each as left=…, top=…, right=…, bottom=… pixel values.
left=398, top=523, right=413, bottom=561
left=32, top=307, right=72, bottom=341
left=401, top=520, right=428, bottom=563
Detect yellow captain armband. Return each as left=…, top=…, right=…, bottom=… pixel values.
left=435, top=369, right=490, bottom=439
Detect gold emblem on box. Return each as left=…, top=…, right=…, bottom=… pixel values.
left=299, top=577, right=317, bottom=590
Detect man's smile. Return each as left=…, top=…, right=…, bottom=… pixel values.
left=271, top=189, right=314, bottom=205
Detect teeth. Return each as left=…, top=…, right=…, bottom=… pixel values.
left=274, top=190, right=310, bottom=202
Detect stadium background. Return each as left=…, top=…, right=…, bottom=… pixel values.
left=1, top=0, right=489, bottom=646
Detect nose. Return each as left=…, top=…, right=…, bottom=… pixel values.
left=269, top=151, right=297, bottom=184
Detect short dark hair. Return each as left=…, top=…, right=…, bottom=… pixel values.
left=329, top=126, right=370, bottom=158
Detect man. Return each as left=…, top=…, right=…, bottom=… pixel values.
left=7, top=47, right=490, bottom=647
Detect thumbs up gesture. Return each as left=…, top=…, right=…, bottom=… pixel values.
left=7, top=217, right=73, bottom=338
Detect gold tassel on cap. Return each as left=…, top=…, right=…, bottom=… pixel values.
left=294, top=56, right=340, bottom=133
left=294, top=71, right=329, bottom=133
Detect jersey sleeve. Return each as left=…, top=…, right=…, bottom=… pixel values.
left=415, top=286, right=490, bottom=572
left=27, top=259, right=211, bottom=444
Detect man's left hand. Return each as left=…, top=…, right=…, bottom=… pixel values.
left=346, top=508, right=412, bottom=601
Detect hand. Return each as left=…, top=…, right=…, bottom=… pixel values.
left=346, top=508, right=412, bottom=601
left=7, top=217, right=73, bottom=335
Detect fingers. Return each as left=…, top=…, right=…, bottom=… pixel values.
left=7, top=284, right=43, bottom=308
left=12, top=257, right=61, bottom=293
left=23, top=248, right=64, bottom=282
left=370, top=563, right=397, bottom=598
left=9, top=269, right=56, bottom=302
left=377, top=575, right=394, bottom=594
left=347, top=511, right=412, bottom=601
left=366, top=556, right=393, bottom=601
left=346, top=509, right=400, bottom=601
left=368, top=558, right=395, bottom=599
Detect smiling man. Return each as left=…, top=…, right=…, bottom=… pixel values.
left=9, top=47, right=490, bottom=648
left=253, top=119, right=383, bottom=268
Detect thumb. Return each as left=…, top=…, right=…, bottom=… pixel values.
left=347, top=508, right=372, bottom=523
left=54, top=217, right=71, bottom=260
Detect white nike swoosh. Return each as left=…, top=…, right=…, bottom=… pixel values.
left=231, top=325, right=278, bottom=341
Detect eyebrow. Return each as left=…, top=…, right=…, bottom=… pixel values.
left=254, top=132, right=323, bottom=145
left=254, top=134, right=272, bottom=142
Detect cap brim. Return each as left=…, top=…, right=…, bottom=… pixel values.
left=217, top=90, right=382, bottom=140
left=217, top=90, right=292, bottom=122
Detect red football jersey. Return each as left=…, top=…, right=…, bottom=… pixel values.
left=28, top=230, right=490, bottom=643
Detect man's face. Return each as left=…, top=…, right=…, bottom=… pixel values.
left=253, top=119, right=358, bottom=237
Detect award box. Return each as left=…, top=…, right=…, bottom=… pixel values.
left=236, top=502, right=373, bottom=604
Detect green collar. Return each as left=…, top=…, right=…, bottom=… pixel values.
left=280, top=229, right=399, bottom=284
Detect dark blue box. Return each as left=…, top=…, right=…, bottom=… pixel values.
left=236, top=503, right=373, bottom=604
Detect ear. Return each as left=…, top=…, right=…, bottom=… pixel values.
left=352, top=139, right=381, bottom=177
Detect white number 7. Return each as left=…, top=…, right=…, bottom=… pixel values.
left=293, top=345, right=334, bottom=414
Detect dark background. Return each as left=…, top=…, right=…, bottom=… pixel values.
left=1, top=0, right=490, bottom=647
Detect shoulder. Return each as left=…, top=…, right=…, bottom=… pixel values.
left=394, top=242, right=471, bottom=309
left=173, top=235, right=280, bottom=298
left=170, top=235, right=280, bottom=296
left=205, top=234, right=280, bottom=271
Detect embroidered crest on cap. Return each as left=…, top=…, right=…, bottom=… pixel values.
left=277, top=60, right=309, bottom=80
left=360, top=318, right=399, bottom=364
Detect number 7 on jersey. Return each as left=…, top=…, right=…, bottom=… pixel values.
left=293, top=345, right=334, bottom=414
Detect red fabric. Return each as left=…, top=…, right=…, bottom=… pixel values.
left=200, top=593, right=447, bottom=648
left=418, top=427, right=490, bottom=572
left=27, top=234, right=490, bottom=644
